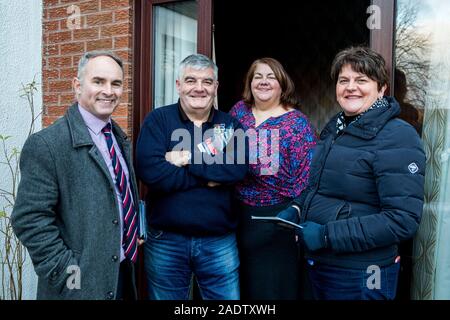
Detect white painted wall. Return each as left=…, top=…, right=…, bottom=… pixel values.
left=0, top=0, right=43, bottom=300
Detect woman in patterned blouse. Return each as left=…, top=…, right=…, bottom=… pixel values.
left=229, top=57, right=316, bottom=300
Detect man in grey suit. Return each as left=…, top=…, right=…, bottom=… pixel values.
left=12, top=50, right=141, bottom=300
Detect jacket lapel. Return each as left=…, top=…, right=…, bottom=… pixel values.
left=65, top=104, right=138, bottom=204
left=66, top=103, right=95, bottom=148
left=65, top=103, right=116, bottom=188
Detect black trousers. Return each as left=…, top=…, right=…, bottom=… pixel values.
left=237, top=201, right=300, bottom=300
left=116, top=260, right=138, bottom=300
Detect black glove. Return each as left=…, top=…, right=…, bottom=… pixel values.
left=276, top=205, right=301, bottom=224
left=299, top=221, right=328, bottom=251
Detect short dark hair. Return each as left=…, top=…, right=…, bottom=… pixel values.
left=242, top=57, right=299, bottom=109
left=330, top=46, right=389, bottom=91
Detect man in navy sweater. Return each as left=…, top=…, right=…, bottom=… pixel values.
left=136, top=54, right=248, bottom=300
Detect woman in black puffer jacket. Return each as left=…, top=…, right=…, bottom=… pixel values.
left=277, top=46, right=425, bottom=300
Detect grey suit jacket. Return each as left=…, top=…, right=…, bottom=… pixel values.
left=11, top=103, right=140, bottom=300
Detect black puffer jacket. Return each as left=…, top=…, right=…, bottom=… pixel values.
left=295, top=97, right=425, bottom=268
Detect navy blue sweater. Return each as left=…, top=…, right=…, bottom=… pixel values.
left=136, top=103, right=248, bottom=236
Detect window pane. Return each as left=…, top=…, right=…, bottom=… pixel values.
left=153, top=1, right=198, bottom=108
left=395, top=0, right=450, bottom=300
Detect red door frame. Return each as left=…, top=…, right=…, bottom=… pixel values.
left=133, top=0, right=213, bottom=145
left=370, top=0, right=396, bottom=95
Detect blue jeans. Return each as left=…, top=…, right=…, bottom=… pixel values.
left=306, top=260, right=400, bottom=300
left=144, top=228, right=240, bottom=300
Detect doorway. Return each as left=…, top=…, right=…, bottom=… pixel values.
left=213, top=0, right=412, bottom=300
left=213, top=0, right=370, bottom=132
left=133, top=0, right=412, bottom=300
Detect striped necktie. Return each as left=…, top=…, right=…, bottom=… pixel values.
left=102, top=123, right=138, bottom=263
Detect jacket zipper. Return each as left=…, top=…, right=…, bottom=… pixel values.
left=302, top=132, right=344, bottom=222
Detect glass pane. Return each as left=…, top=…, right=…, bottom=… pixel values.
left=395, top=0, right=450, bottom=300
left=153, top=1, right=198, bottom=108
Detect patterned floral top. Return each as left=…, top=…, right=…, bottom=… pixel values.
left=229, top=100, right=317, bottom=207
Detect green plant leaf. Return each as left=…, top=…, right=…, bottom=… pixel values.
left=0, top=135, right=12, bottom=141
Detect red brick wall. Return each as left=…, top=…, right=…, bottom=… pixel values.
left=42, top=0, right=133, bottom=136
